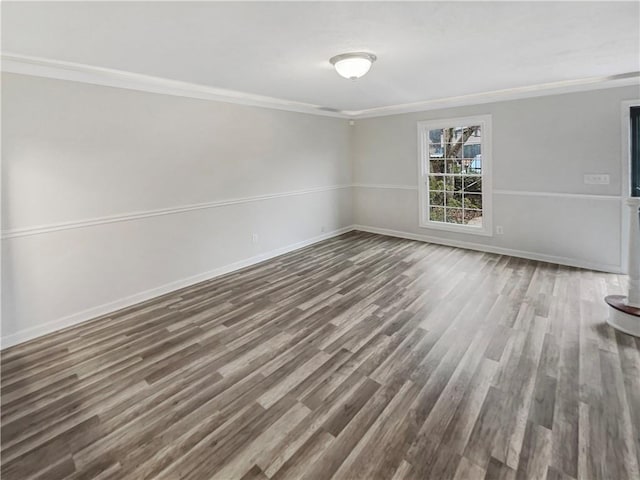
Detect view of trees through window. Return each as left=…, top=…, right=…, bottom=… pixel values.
left=427, top=125, right=483, bottom=226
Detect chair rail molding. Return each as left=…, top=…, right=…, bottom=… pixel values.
left=2, top=184, right=352, bottom=239
left=354, top=184, right=622, bottom=200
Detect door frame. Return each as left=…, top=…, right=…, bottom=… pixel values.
left=620, top=99, right=640, bottom=273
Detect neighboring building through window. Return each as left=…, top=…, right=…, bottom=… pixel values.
left=418, top=115, right=492, bottom=236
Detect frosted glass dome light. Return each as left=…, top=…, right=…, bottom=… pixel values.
left=330, top=52, right=377, bottom=80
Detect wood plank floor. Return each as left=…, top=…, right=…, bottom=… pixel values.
left=2, top=231, right=639, bottom=480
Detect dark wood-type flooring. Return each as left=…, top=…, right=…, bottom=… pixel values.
left=2, top=232, right=639, bottom=479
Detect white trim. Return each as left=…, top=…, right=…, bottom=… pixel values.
left=2, top=223, right=625, bottom=348
left=3, top=53, right=639, bottom=120
left=353, top=184, right=621, bottom=200
left=0, top=225, right=356, bottom=349
left=346, top=72, right=640, bottom=119
left=417, top=115, right=493, bottom=237
left=5, top=184, right=623, bottom=240
left=1, top=184, right=351, bottom=239
left=1, top=53, right=348, bottom=119
left=353, top=224, right=622, bottom=274
left=493, top=189, right=621, bottom=201
left=351, top=183, right=418, bottom=190
left=621, top=100, right=640, bottom=199
left=620, top=99, right=640, bottom=273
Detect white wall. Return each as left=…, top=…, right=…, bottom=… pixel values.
left=3, top=73, right=638, bottom=347
left=1, top=73, right=352, bottom=346
left=352, top=86, right=640, bottom=273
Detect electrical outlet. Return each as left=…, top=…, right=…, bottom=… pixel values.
left=252, top=233, right=259, bottom=243
left=496, top=226, right=504, bottom=235
left=584, top=174, right=610, bottom=185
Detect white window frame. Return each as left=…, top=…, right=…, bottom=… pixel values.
left=417, top=114, right=493, bottom=236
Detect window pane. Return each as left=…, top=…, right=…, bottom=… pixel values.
left=446, top=208, right=464, bottom=224
left=429, top=129, right=443, bottom=144
left=430, top=160, right=445, bottom=174
left=463, top=125, right=481, bottom=142
left=445, top=175, right=455, bottom=191
left=429, top=191, right=444, bottom=206
left=430, top=206, right=445, bottom=222
left=444, top=144, right=463, bottom=159
left=463, top=176, right=482, bottom=192
left=445, top=175, right=463, bottom=192
left=446, top=192, right=463, bottom=208
left=442, top=127, right=456, bottom=143
left=463, top=210, right=483, bottom=226
left=466, top=154, right=482, bottom=174
left=462, top=143, right=481, bottom=159
left=464, top=193, right=483, bottom=210
left=429, top=144, right=444, bottom=158
left=446, top=159, right=463, bottom=174
left=429, top=175, right=445, bottom=191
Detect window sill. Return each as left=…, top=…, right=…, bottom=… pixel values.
left=419, top=220, right=493, bottom=237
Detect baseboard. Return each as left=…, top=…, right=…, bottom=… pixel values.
left=2, top=223, right=622, bottom=349
left=352, top=224, right=623, bottom=274
left=0, top=226, right=355, bottom=349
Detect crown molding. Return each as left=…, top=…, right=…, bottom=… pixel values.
left=0, top=52, right=349, bottom=119
left=2, top=52, right=639, bottom=120
left=343, top=72, right=640, bottom=118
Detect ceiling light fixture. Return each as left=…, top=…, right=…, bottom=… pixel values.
left=330, top=52, right=377, bottom=80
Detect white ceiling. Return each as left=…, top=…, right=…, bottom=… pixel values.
left=3, top=2, right=639, bottom=113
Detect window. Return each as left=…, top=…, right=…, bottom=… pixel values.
left=631, top=106, right=640, bottom=197
left=418, top=115, right=492, bottom=236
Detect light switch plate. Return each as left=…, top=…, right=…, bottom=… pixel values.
left=584, top=174, right=610, bottom=185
